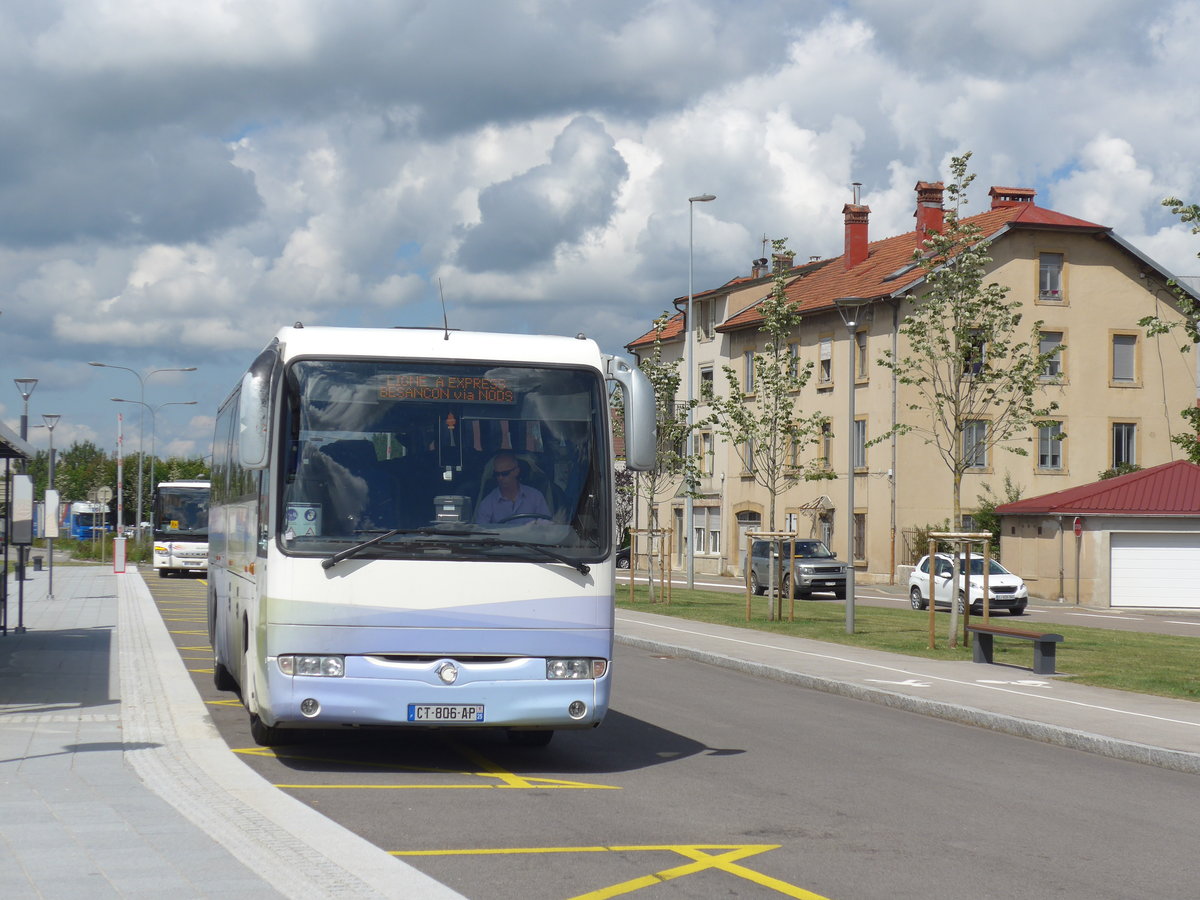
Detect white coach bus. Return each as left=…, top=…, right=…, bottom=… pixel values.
left=208, top=325, right=655, bottom=746
left=152, top=480, right=210, bottom=577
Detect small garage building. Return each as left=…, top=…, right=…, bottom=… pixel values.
left=995, top=460, right=1200, bottom=609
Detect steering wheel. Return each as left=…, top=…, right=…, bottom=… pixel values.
left=500, top=513, right=553, bottom=523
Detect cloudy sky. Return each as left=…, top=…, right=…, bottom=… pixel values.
left=3, top=0, right=1200, bottom=464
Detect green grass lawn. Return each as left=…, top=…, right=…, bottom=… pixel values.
left=618, top=585, right=1200, bottom=703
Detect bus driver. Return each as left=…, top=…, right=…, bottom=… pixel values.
left=475, top=452, right=550, bottom=524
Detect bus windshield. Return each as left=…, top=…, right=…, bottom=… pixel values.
left=153, top=485, right=210, bottom=540
left=278, top=358, right=610, bottom=564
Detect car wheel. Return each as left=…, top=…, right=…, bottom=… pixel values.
left=956, top=592, right=967, bottom=614
left=780, top=574, right=791, bottom=596
left=1010, top=605, right=1026, bottom=616
left=750, top=570, right=764, bottom=595
left=833, top=589, right=845, bottom=600
left=616, top=555, right=630, bottom=570
left=909, top=586, right=927, bottom=610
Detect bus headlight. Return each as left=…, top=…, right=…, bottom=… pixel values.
left=278, top=655, right=345, bottom=677
left=546, top=658, right=607, bottom=679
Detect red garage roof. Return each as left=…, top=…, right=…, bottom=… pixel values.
left=996, top=461, right=1200, bottom=517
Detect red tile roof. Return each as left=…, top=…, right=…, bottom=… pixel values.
left=995, top=460, right=1200, bottom=516
left=626, top=311, right=685, bottom=350
left=721, top=197, right=1108, bottom=332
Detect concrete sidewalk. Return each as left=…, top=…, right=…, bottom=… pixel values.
left=0, top=563, right=464, bottom=900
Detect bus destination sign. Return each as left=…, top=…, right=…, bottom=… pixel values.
left=380, top=374, right=515, bottom=404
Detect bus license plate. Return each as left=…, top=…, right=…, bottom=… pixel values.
left=407, top=704, right=485, bottom=723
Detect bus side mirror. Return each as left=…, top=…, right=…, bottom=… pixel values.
left=605, top=355, right=657, bottom=472
left=238, top=348, right=277, bottom=470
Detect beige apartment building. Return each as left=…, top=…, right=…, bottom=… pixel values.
left=627, top=183, right=1200, bottom=592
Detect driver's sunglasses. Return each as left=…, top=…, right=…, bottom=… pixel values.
left=494, top=466, right=518, bottom=478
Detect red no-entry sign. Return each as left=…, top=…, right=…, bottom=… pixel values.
left=1073, top=516, right=1082, bottom=537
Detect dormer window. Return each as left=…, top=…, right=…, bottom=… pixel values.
left=1039, top=252, right=1064, bottom=301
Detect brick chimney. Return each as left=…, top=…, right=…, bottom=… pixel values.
left=989, top=186, right=1036, bottom=210
left=772, top=251, right=795, bottom=273
left=843, top=206, right=869, bottom=270
left=914, top=181, right=945, bottom=235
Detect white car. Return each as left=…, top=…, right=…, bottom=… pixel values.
left=908, top=553, right=1028, bottom=616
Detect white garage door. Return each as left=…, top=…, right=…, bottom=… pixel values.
left=1110, top=532, right=1200, bottom=608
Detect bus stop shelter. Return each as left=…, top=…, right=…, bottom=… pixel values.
left=1, top=418, right=34, bottom=634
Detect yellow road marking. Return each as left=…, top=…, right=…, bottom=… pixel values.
left=391, top=844, right=828, bottom=898
left=233, top=746, right=617, bottom=791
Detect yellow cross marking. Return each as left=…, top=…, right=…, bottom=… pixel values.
left=206, top=698, right=244, bottom=707
left=232, top=746, right=617, bottom=791
left=392, top=844, right=828, bottom=898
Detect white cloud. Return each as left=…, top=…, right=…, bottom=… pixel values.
left=4, top=0, right=1200, bottom=457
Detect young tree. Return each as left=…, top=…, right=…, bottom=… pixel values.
left=1139, top=196, right=1200, bottom=463
left=877, top=153, right=1061, bottom=643
left=628, top=313, right=699, bottom=601
left=703, top=239, right=830, bottom=618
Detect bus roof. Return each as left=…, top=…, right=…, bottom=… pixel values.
left=269, top=325, right=606, bottom=369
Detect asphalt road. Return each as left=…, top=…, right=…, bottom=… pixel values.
left=151, top=573, right=1200, bottom=899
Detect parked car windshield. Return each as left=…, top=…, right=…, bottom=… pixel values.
left=956, top=557, right=1011, bottom=576
left=783, top=541, right=836, bottom=559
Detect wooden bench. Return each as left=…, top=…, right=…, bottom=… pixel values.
left=966, top=624, right=1064, bottom=675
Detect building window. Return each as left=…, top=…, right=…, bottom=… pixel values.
left=742, top=437, right=755, bottom=473
left=1113, top=422, right=1136, bottom=467
left=692, top=506, right=721, bottom=556
left=821, top=421, right=832, bottom=470
left=699, top=299, right=718, bottom=340
left=963, top=330, right=986, bottom=375
left=1038, top=422, right=1063, bottom=470
left=852, top=418, right=866, bottom=470
left=855, top=330, right=868, bottom=379
left=743, top=349, right=755, bottom=393
left=699, top=365, right=714, bottom=396
left=784, top=512, right=798, bottom=534
left=852, top=512, right=866, bottom=561
left=787, top=342, right=800, bottom=378
left=1111, top=334, right=1137, bottom=384
left=962, top=420, right=988, bottom=469
left=1040, top=331, right=1064, bottom=379
left=819, top=337, right=832, bottom=384
left=699, top=431, right=714, bottom=476
left=1039, top=252, right=1065, bottom=301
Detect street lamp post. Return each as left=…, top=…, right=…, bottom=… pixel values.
left=89, top=363, right=196, bottom=540
left=13, top=379, right=38, bottom=589
left=42, top=414, right=60, bottom=601
left=834, top=297, right=874, bottom=635
left=686, top=193, right=716, bottom=591
left=110, top=399, right=198, bottom=516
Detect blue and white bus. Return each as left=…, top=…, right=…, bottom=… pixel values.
left=208, top=325, right=655, bottom=746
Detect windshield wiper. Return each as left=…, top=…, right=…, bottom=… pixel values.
left=461, top=538, right=591, bottom=575
left=321, top=529, right=408, bottom=570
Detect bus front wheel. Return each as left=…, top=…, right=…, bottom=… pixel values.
left=250, top=714, right=282, bottom=747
